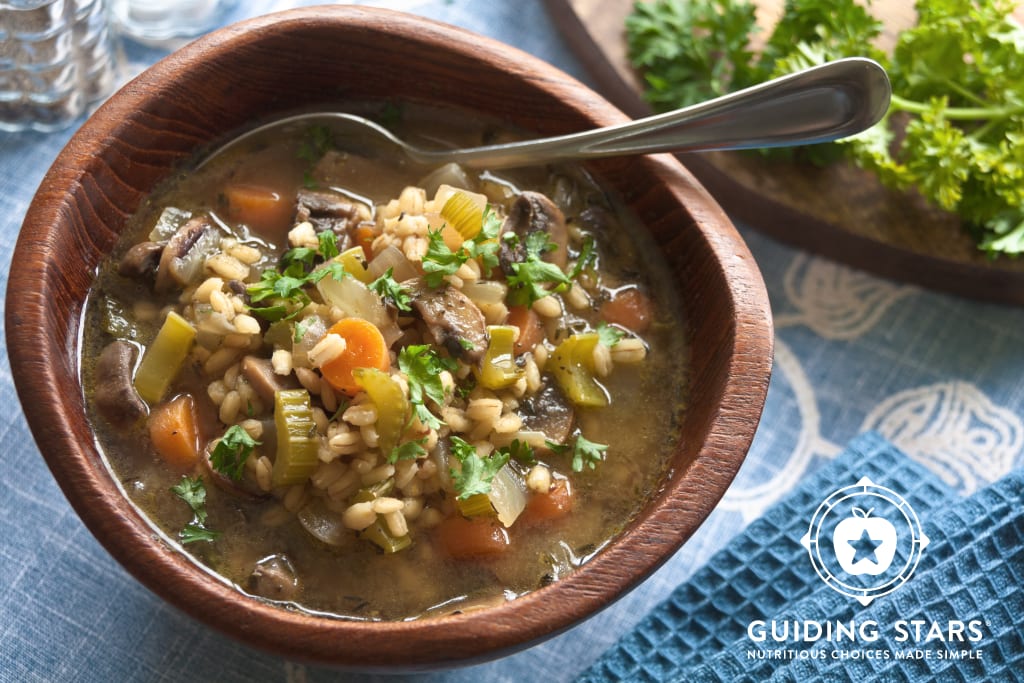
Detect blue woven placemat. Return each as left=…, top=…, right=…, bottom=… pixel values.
left=578, top=432, right=1024, bottom=682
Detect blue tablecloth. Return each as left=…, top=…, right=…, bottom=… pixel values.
left=2, top=2, right=1023, bottom=681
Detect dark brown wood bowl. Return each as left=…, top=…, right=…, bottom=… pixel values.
left=5, top=5, right=773, bottom=670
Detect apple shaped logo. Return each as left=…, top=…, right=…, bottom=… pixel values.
left=801, top=476, right=929, bottom=606
left=832, top=507, right=898, bottom=575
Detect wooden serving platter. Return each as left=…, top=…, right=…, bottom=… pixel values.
left=546, top=0, right=1024, bottom=304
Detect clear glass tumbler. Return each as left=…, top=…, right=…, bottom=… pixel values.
left=0, top=0, right=117, bottom=132
left=109, top=0, right=232, bottom=46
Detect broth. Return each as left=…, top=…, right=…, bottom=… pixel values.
left=81, top=103, right=688, bottom=620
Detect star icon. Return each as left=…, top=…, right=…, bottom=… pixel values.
left=849, top=529, right=882, bottom=564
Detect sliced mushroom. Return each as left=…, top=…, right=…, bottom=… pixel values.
left=241, top=355, right=301, bottom=405
left=117, top=241, right=163, bottom=281
left=519, top=381, right=575, bottom=446
left=499, top=191, right=569, bottom=272
left=403, top=278, right=487, bottom=362
left=155, top=215, right=218, bottom=293
left=248, top=554, right=300, bottom=601
left=295, top=188, right=359, bottom=245
left=94, top=340, right=147, bottom=428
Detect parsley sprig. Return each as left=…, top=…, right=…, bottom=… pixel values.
left=209, top=425, right=261, bottom=480
left=547, top=434, right=610, bottom=472
left=369, top=267, right=412, bottom=311
left=505, top=231, right=572, bottom=306
left=449, top=436, right=510, bottom=500
left=247, top=235, right=346, bottom=321
left=170, top=475, right=220, bottom=544
left=398, top=344, right=457, bottom=430
left=627, top=0, right=1024, bottom=256
left=422, top=206, right=503, bottom=287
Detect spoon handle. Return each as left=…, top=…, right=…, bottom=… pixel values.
left=424, top=57, right=890, bottom=169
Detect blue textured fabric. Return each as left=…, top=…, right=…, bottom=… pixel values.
left=578, top=433, right=1024, bottom=683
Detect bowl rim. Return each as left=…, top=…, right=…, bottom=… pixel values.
left=5, top=4, right=773, bottom=670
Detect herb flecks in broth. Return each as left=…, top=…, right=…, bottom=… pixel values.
left=82, top=107, right=687, bottom=620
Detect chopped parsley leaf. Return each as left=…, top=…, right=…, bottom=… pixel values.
left=449, top=436, right=510, bottom=499
left=209, top=425, right=261, bottom=480
left=596, top=321, right=626, bottom=347
left=388, top=437, right=427, bottom=464
left=422, top=228, right=467, bottom=287
left=369, top=267, right=413, bottom=311
left=170, top=475, right=220, bottom=543
left=180, top=524, right=221, bottom=544
left=398, top=345, right=456, bottom=429
left=546, top=434, right=610, bottom=472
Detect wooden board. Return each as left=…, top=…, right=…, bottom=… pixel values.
left=546, top=0, right=1024, bottom=304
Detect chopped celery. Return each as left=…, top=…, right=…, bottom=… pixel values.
left=360, top=518, right=411, bottom=553
left=457, top=493, right=496, bottom=519
left=453, top=465, right=525, bottom=526
left=335, top=246, right=372, bottom=283
left=352, top=367, right=408, bottom=456
left=271, top=389, right=319, bottom=487
left=549, top=333, right=609, bottom=407
left=478, top=325, right=524, bottom=390
left=441, top=189, right=486, bottom=240
left=352, top=477, right=396, bottom=504
left=134, top=311, right=196, bottom=404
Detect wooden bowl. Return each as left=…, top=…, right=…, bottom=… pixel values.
left=6, top=6, right=772, bottom=670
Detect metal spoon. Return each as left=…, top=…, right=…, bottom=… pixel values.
left=208, top=57, right=890, bottom=169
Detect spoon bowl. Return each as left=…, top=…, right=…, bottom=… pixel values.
left=206, top=57, right=890, bottom=169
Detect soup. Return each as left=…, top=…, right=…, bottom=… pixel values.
left=81, top=104, right=688, bottom=620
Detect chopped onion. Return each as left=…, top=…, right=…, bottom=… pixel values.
left=366, top=244, right=419, bottom=283
left=298, top=499, right=350, bottom=546
left=316, top=273, right=402, bottom=347
left=461, top=280, right=508, bottom=306
left=418, top=164, right=473, bottom=198
left=148, top=206, right=192, bottom=242
left=292, top=314, right=326, bottom=367
left=489, top=464, right=527, bottom=527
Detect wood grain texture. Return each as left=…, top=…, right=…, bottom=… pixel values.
left=546, top=0, right=1024, bottom=304
left=6, top=6, right=772, bottom=670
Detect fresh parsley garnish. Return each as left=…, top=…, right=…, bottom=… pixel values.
left=449, top=436, right=510, bottom=499
left=388, top=437, right=427, bottom=464
left=568, top=233, right=598, bottom=279
left=422, top=228, right=467, bottom=287
left=626, top=0, right=1024, bottom=256
left=247, top=244, right=346, bottom=321
left=501, top=439, right=536, bottom=466
left=463, top=206, right=503, bottom=276
left=571, top=435, right=609, bottom=472
left=546, top=434, right=610, bottom=473
left=369, top=267, right=412, bottom=312
left=170, top=475, right=220, bottom=544
left=318, top=230, right=340, bottom=260
left=506, top=230, right=572, bottom=306
left=421, top=205, right=504, bottom=286
left=179, top=524, right=221, bottom=544
left=209, top=425, right=260, bottom=480
left=398, top=345, right=457, bottom=429
left=596, top=321, right=626, bottom=347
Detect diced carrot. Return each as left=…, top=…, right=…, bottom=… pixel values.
left=520, top=478, right=574, bottom=525
left=506, top=305, right=545, bottom=355
left=319, top=318, right=391, bottom=396
left=352, top=224, right=377, bottom=261
left=436, top=515, right=511, bottom=560
left=223, top=183, right=294, bottom=237
left=600, top=287, right=653, bottom=333
left=148, top=394, right=200, bottom=472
